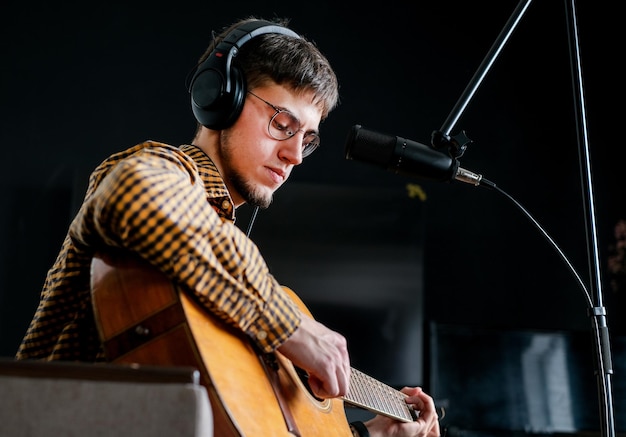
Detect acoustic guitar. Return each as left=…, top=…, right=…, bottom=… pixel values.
left=90, top=252, right=417, bottom=436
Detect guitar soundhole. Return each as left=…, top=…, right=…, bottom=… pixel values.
left=295, top=366, right=323, bottom=402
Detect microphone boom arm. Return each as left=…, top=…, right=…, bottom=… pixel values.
left=434, top=0, right=534, bottom=141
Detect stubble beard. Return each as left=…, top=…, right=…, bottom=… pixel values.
left=220, top=131, right=273, bottom=209
left=230, top=171, right=273, bottom=209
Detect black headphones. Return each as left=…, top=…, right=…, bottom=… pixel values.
left=188, top=20, right=300, bottom=130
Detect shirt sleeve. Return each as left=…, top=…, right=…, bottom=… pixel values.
left=69, top=144, right=300, bottom=353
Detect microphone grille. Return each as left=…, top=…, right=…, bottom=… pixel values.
left=344, top=125, right=396, bottom=167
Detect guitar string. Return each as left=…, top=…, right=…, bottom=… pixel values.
left=343, top=368, right=415, bottom=422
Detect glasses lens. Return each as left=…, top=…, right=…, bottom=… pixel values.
left=269, top=111, right=298, bottom=140
left=269, top=111, right=321, bottom=158
left=302, top=134, right=320, bottom=158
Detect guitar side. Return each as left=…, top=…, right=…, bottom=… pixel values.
left=90, top=252, right=352, bottom=437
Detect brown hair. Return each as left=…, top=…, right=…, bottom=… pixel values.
left=197, top=16, right=340, bottom=120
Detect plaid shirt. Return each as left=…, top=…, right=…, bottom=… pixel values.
left=16, top=142, right=300, bottom=361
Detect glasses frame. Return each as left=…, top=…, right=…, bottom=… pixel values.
left=247, top=91, right=320, bottom=158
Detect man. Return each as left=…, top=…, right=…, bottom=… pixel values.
left=16, top=16, right=440, bottom=437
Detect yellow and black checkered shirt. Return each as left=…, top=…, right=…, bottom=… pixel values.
left=16, top=142, right=300, bottom=361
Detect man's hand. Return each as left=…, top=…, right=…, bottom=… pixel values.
left=364, top=386, right=441, bottom=437
left=277, top=314, right=350, bottom=399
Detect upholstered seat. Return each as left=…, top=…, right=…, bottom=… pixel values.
left=0, top=358, right=213, bottom=437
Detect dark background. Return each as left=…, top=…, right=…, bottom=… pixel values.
left=1, top=1, right=624, bottom=434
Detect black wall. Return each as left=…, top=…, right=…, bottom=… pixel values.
left=1, top=0, right=624, bottom=416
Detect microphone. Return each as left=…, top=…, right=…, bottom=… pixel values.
left=344, top=125, right=486, bottom=186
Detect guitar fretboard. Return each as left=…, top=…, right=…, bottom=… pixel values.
left=342, top=368, right=416, bottom=422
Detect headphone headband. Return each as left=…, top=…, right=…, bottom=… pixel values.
left=189, top=20, right=300, bottom=130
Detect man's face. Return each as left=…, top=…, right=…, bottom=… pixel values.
left=219, top=84, right=323, bottom=208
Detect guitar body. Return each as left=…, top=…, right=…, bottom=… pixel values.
left=90, top=252, right=352, bottom=437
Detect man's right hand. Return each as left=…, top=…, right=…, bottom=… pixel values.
left=277, top=313, right=350, bottom=399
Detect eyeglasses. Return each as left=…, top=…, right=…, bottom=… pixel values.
left=247, top=91, right=321, bottom=158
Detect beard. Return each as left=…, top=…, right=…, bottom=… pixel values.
left=229, top=171, right=273, bottom=209
left=220, top=130, right=273, bottom=209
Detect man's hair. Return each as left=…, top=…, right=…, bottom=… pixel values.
left=197, top=16, right=340, bottom=120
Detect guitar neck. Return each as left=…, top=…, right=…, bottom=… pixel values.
left=342, top=368, right=417, bottom=422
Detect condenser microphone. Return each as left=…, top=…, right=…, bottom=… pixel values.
left=344, top=125, right=485, bottom=186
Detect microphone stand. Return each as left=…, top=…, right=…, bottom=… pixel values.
left=430, top=1, right=616, bottom=436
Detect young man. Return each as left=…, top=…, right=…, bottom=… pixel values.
left=16, top=16, right=440, bottom=437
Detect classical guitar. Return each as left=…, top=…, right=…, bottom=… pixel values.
left=90, top=252, right=417, bottom=436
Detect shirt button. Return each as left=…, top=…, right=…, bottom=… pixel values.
left=221, top=199, right=231, bottom=210
left=256, top=330, right=268, bottom=341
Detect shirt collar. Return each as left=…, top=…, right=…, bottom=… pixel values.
left=180, top=144, right=235, bottom=222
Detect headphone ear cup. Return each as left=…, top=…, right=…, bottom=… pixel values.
left=190, top=62, right=246, bottom=130
left=189, top=20, right=301, bottom=130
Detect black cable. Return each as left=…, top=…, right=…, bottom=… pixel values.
left=478, top=179, right=592, bottom=309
